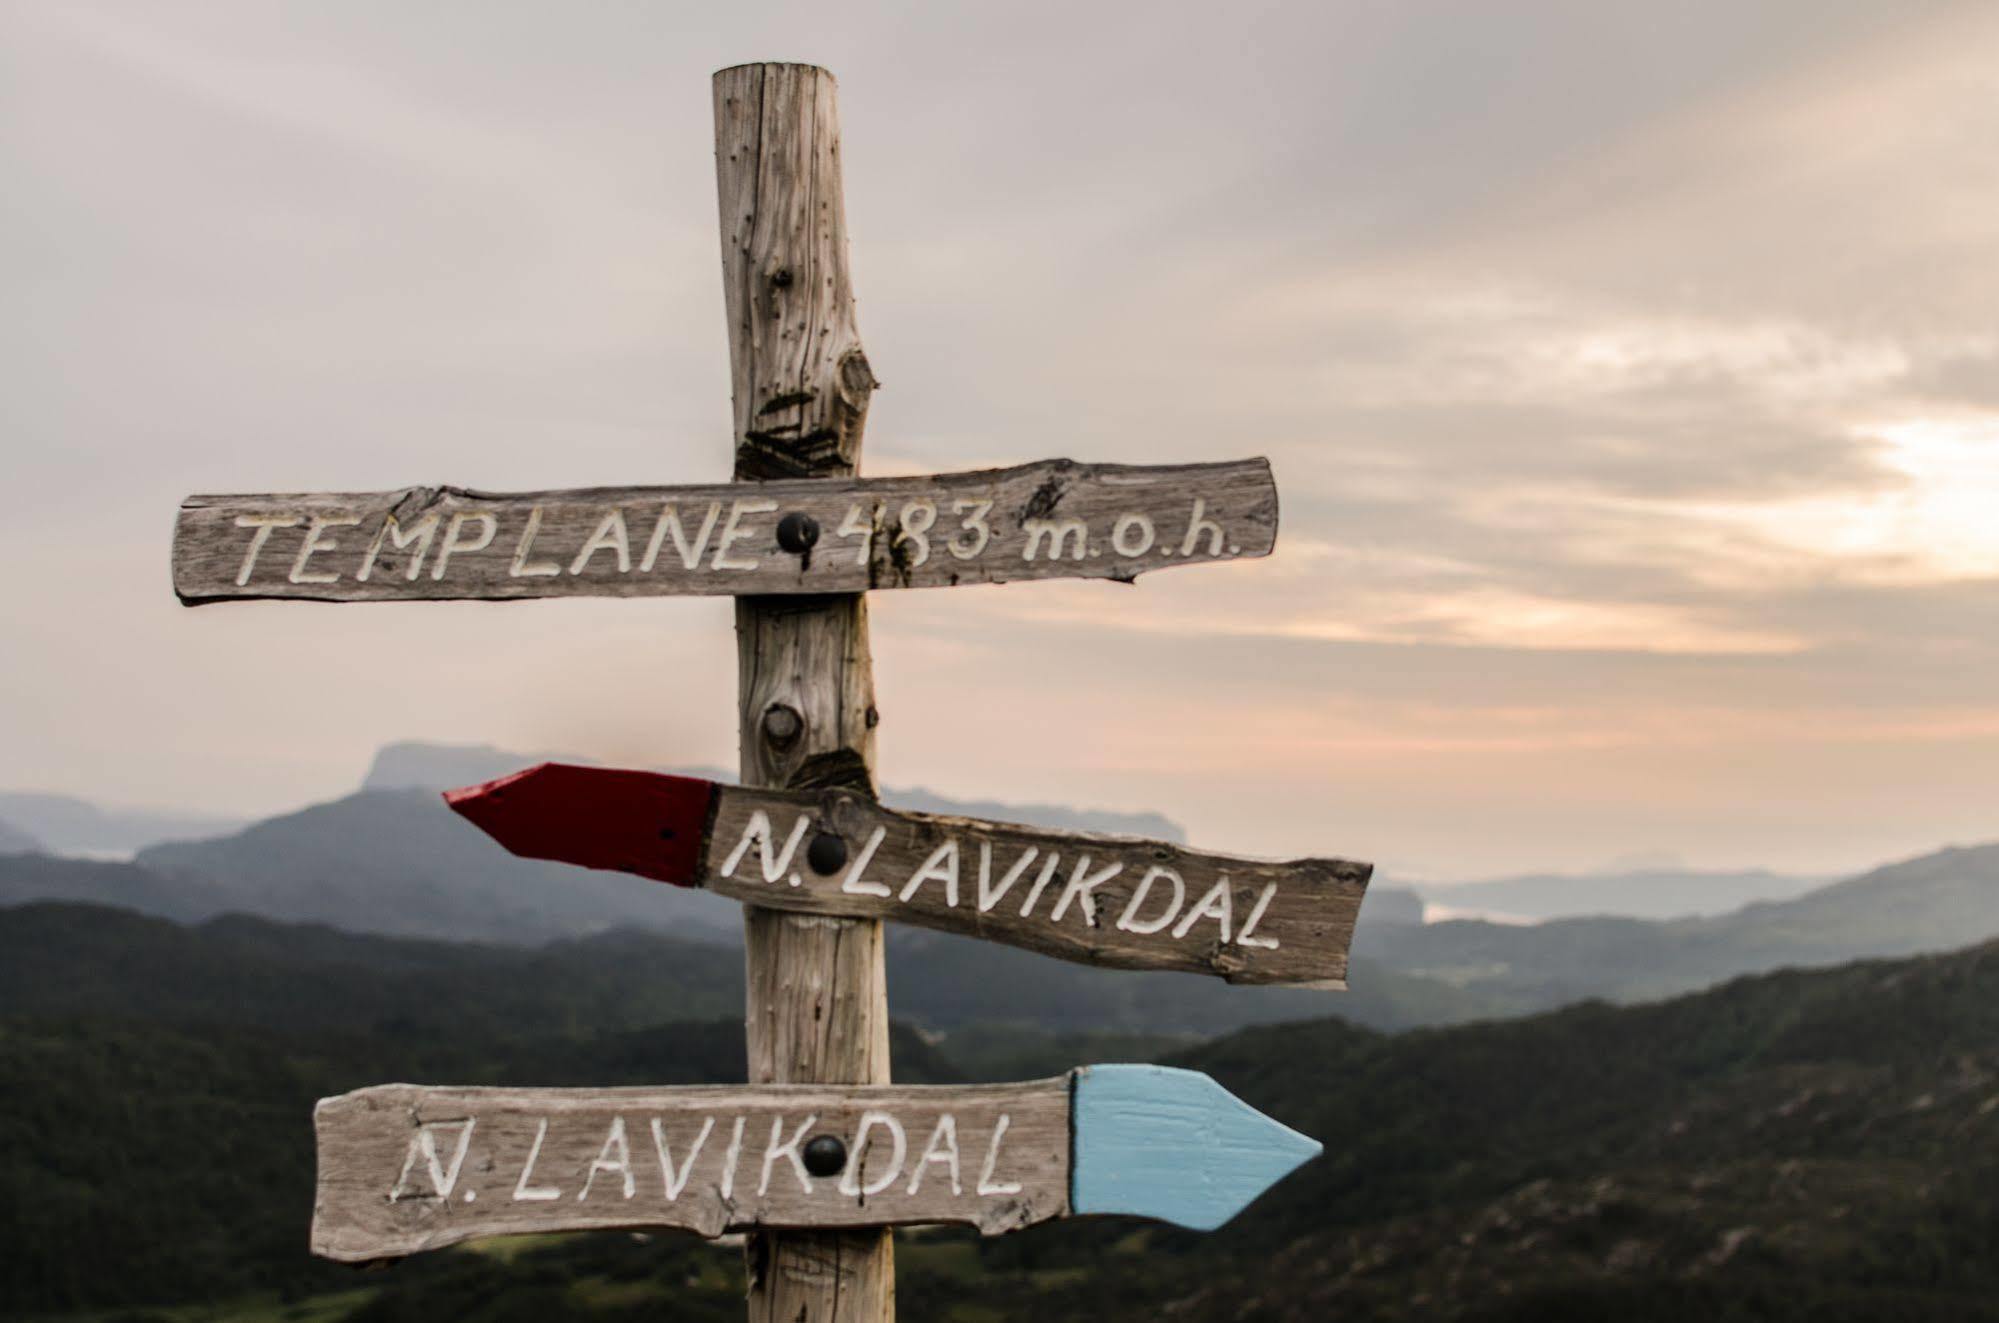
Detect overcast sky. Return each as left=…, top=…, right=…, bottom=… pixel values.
left=6, top=1, right=1997, bottom=878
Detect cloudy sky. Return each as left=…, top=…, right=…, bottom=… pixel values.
left=6, top=1, right=1997, bottom=878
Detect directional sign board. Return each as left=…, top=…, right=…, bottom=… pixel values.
left=172, top=458, right=1276, bottom=603
left=311, top=1065, right=1320, bottom=1261
left=446, top=764, right=1372, bottom=988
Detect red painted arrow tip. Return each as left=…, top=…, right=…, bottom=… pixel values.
left=442, top=763, right=545, bottom=811
left=443, top=762, right=717, bottom=887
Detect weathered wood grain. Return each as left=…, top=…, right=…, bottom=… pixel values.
left=444, top=764, right=1373, bottom=989
left=311, top=1078, right=1070, bottom=1262
left=169, top=458, right=1277, bottom=604
left=716, top=61, right=894, bottom=1323
left=309, top=1066, right=1323, bottom=1263
left=708, top=785, right=1368, bottom=988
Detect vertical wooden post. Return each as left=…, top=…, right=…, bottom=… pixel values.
left=713, top=63, right=894, bottom=1323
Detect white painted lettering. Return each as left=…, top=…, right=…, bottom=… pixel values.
left=289, top=515, right=358, bottom=584
left=1172, top=877, right=1235, bottom=942
left=641, top=502, right=723, bottom=573
left=948, top=498, right=993, bottom=560
left=719, top=1116, right=746, bottom=1201
left=897, top=500, right=937, bottom=567
left=712, top=498, right=778, bottom=571
left=978, top=844, right=1040, bottom=914
left=976, top=1114, right=1023, bottom=1196
left=1015, top=852, right=1063, bottom=918
left=1111, top=512, right=1156, bottom=558
left=232, top=514, right=300, bottom=586
left=1179, top=498, right=1225, bottom=557
left=392, top=1119, right=475, bottom=1201
left=907, top=1114, right=961, bottom=1196
left=1022, top=517, right=1087, bottom=561
left=1116, top=865, right=1186, bottom=934
left=719, top=811, right=812, bottom=885
left=357, top=511, right=440, bottom=582
left=568, top=509, right=632, bottom=576
left=1236, top=881, right=1280, bottom=949
left=840, top=825, right=891, bottom=897
left=513, top=1118, right=561, bottom=1201
left=509, top=506, right=561, bottom=577
left=836, top=501, right=876, bottom=566
left=1050, top=855, right=1124, bottom=926
left=577, top=1116, right=635, bottom=1201
left=899, top=839, right=960, bottom=906
left=759, top=1113, right=818, bottom=1196
left=838, top=1111, right=907, bottom=1198
left=650, top=1115, right=715, bottom=1202
left=431, top=512, right=496, bottom=580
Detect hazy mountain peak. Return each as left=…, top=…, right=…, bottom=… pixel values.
left=0, top=791, right=242, bottom=855
left=362, top=740, right=1187, bottom=843
left=0, top=816, right=41, bottom=855
left=361, top=740, right=731, bottom=793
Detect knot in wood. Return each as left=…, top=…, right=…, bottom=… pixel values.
left=761, top=703, right=804, bottom=748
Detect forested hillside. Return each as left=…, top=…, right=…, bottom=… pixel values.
left=0, top=902, right=1482, bottom=1040
left=7, top=920, right=1997, bottom=1321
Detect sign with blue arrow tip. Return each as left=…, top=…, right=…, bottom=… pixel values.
left=310, top=1065, right=1319, bottom=1262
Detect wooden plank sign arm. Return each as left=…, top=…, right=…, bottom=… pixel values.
left=446, top=763, right=1372, bottom=988
left=310, top=1066, right=1321, bottom=1262
left=169, top=459, right=1277, bottom=603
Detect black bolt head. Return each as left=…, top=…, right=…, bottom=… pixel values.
left=777, top=512, right=820, bottom=554
left=802, top=1135, right=846, bottom=1177
left=807, top=831, right=848, bottom=875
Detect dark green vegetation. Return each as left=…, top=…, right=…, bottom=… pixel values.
left=7, top=896, right=1999, bottom=1322
left=0, top=923, right=955, bottom=1323
left=8, top=748, right=1999, bottom=1320
left=0, top=871, right=1478, bottom=1038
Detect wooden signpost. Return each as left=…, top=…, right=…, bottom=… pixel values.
left=169, top=62, right=1369, bottom=1323
left=446, top=763, right=1369, bottom=987
left=171, top=459, right=1277, bottom=603
left=312, top=1066, right=1321, bottom=1260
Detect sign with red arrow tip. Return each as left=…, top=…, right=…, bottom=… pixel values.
left=447, top=763, right=1371, bottom=988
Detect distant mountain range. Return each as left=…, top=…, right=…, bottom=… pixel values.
left=362, top=738, right=1190, bottom=842
left=7, top=818, right=1999, bottom=1037
left=1356, top=841, right=1999, bottom=1010
left=1406, top=865, right=1826, bottom=922
left=0, top=790, right=241, bottom=855
left=133, top=787, right=744, bottom=944
left=0, top=740, right=1212, bottom=948
left=0, top=816, right=38, bottom=854
left=5, top=740, right=1997, bottom=1033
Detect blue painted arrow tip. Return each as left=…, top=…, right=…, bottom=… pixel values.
left=1071, top=1064, right=1321, bottom=1232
